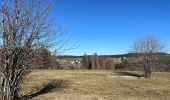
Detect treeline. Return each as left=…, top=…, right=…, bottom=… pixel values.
left=82, top=53, right=115, bottom=70
left=13, top=47, right=169, bottom=71
left=33, top=50, right=116, bottom=70
left=114, top=56, right=170, bottom=72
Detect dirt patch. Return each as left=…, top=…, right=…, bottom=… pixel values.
left=112, top=75, right=144, bottom=79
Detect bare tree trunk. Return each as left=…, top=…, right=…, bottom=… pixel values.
left=0, top=48, right=31, bottom=100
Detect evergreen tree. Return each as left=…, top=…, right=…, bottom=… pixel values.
left=40, top=47, right=51, bottom=69
left=82, top=53, right=89, bottom=69
left=93, top=53, right=100, bottom=69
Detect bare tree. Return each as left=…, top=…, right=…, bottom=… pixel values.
left=131, top=34, right=166, bottom=78
left=0, top=0, right=65, bottom=99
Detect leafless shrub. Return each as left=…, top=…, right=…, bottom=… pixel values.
left=0, top=0, right=66, bottom=99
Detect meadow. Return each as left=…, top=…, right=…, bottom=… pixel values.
left=21, top=70, right=170, bottom=100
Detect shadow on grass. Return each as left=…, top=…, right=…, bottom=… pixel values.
left=117, top=71, right=144, bottom=78
left=20, top=79, right=71, bottom=100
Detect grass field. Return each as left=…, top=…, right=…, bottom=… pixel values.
left=21, top=70, right=170, bottom=100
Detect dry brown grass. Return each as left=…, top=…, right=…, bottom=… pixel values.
left=21, top=70, right=170, bottom=100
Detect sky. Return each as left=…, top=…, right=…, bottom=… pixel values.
left=51, top=0, right=170, bottom=55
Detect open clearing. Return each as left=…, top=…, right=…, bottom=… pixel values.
left=21, top=70, right=170, bottom=100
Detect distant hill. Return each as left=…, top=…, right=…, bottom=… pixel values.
left=57, top=53, right=170, bottom=59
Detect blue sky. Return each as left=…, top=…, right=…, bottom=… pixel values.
left=51, top=0, right=170, bottom=55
